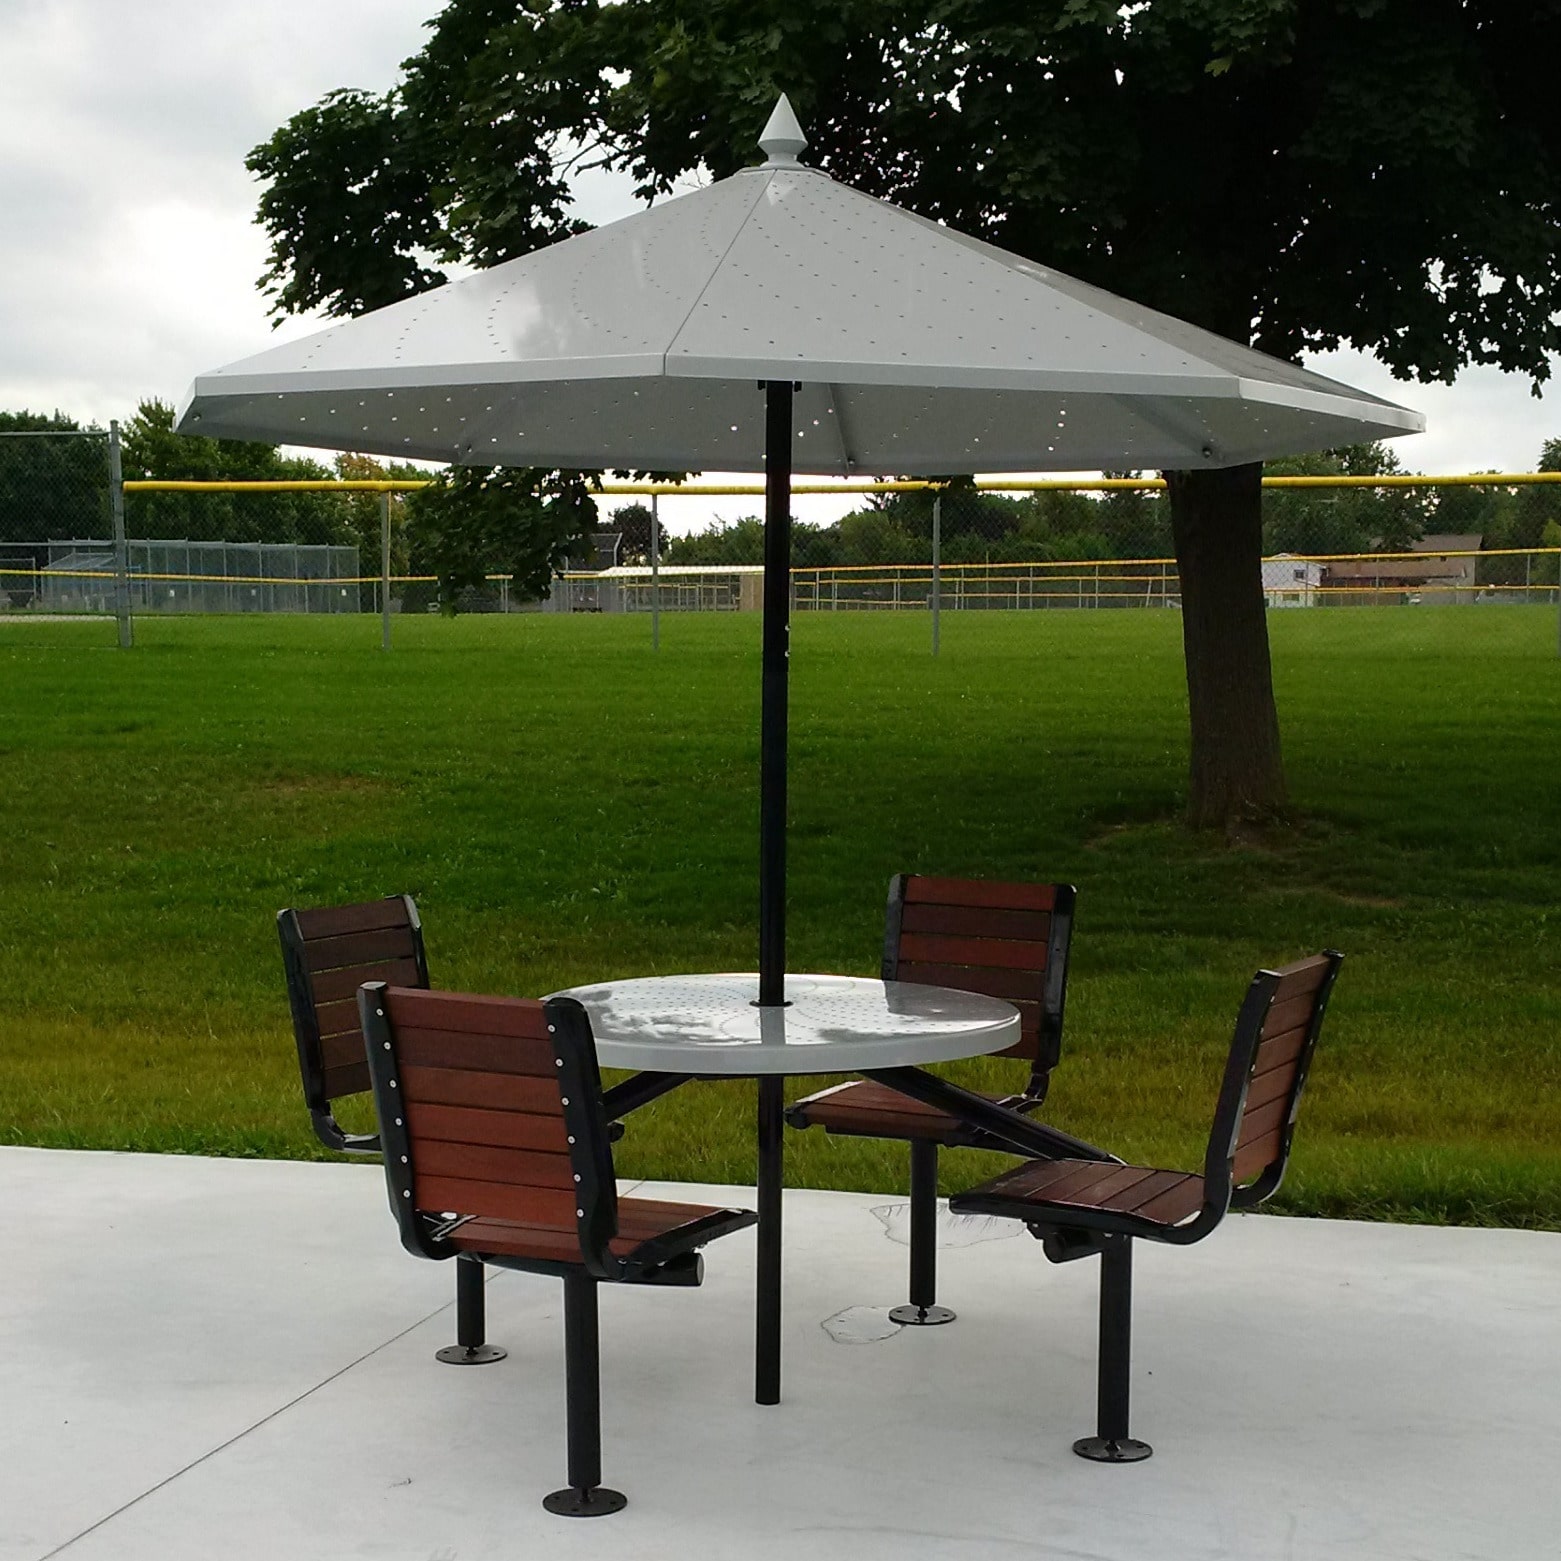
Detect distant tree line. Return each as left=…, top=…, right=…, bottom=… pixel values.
left=655, top=441, right=1561, bottom=571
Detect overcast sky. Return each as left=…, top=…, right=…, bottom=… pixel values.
left=4, top=0, right=1558, bottom=533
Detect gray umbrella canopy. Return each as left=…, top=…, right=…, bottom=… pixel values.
left=179, top=97, right=1421, bottom=472
left=181, top=97, right=1422, bottom=1010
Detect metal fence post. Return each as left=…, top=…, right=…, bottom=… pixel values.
left=931, top=493, right=942, bottom=656
left=107, top=422, right=133, bottom=648
left=380, top=490, right=392, bottom=650
left=651, top=492, right=661, bottom=651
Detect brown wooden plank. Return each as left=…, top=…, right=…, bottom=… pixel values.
left=416, top=1138, right=573, bottom=1188
left=905, top=877, right=1057, bottom=912
left=1236, top=1093, right=1292, bottom=1149
left=1250, top=1023, right=1308, bottom=1079
left=1243, top=1061, right=1295, bottom=1114
left=293, top=899, right=411, bottom=941
left=1233, top=1131, right=1283, bottom=1182
left=393, top=1026, right=556, bottom=1076
left=416, top=1176, right=580, bottom=1225
left=400, top=1065, right=560, bottom=1114
left=1263, top=991, right=1320, bottom=1040
left=407, top=1102, right=569, bottom=1154
left=313, top=995, right=362, bottom=1040
left=1271, top=957, right=1331, bottom=1003
left=894, top=960, right=1039, bottom=1002
left=1130, top=1176, right=1206, bottom=1225
left=384, top=988, right=550, bottom=1040
left=451, top=1218, right=578, bottom=1264
left=321, top=1059, right=371, bottom=1100
left=900, top=904, right=1052, bottom=943
left=309, top=956, right=422, bottom=1005
left=320, top=1028, right=368, bottom=1074
left=898, top=932, right=1050, bottom=972
left=303, top=925, right=419, bottom=973
left=1064, top=1163, right=1162, bottom=1207
left=1010, top=1160, right=1119, bottom=1205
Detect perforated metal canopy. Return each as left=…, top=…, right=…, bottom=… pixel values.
left=178, top=98, right=1422, bottom=472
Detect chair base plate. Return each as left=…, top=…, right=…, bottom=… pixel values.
left=889, top=1303, right=956, bottom=1326
left=1073, top=1435, right=1153, bottom=1463
left=544, top=1486, right=628, bottom=1517
left=435, top=1343, right=508, bottom=1366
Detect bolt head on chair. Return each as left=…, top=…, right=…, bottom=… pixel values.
left=277, top=896, right=504, bottom=1364
left=359, top=982, right=758, bottom=1516
left=950, top=951, right=1343, bottom=1463
left=787, top=875, right=1077, bottom=1324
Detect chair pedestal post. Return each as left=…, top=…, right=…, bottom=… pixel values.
left=890, top=1139, right=955, bottom=1326
left=437, top=1254, right=507, bottom=1365
left=1074, top=1235, right=1152, bottom=1462
left=544, top=1272, right=627, bottom=1516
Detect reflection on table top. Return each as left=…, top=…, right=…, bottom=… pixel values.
left=547, top=972, right=1020, bottom=1075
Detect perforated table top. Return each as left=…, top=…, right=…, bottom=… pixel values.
left=547, top=972, right=1019, bottom=1075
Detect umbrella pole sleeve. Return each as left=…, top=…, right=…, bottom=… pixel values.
left=759, top=380, right=793, bottom=1008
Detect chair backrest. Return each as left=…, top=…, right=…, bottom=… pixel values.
left=882, top=874, right=1076, bottom=1091
left=1204, top=951, right=1343, bottom=1213
left=358, top=985, right=618, bottom=1274
left=277, top=896, right=429, bottom=1153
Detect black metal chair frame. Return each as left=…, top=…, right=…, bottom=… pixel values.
left=360, top=984, right=756, bottom=1516
left=789, top=874, right=1091, bottom=1325
left=277, top=897, right=502, bottom=1366
left=950, top=951, right=1343, bottom=1463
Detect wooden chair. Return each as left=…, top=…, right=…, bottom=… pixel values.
left=359, top=982, right=758, bottom=1516
left=277, top=896, right=504, bottom=1365
left=787, top=874, right=1076, bottom=1324
left=950, top=951, right=1343, bottom=1463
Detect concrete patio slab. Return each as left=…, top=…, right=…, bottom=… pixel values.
left=1, top=1146, right=1554, bottom=1560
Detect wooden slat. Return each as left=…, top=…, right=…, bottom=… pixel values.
left=1243, top=1061, right=1295, bottom=1114
left=905, top=877, right=1057, bottom=912
left=393, top=1025, right=556, bottom=1076
left=384, top=988, right=550, bottom=1040
left=320, top=1028, right=368, bottom=1074
left=792, top=1080, right=960, bottom=1139
left=399, top=1065, right=560, bottom=1114
left=1263, top=991, right=1319, bottom=1040
left=322, top=1059, right=371, bottom=1100
left=1271, top=957, right=1331, bottom=1004
left=293, top=898, right=411, bottom=941
left=1064, top=1163, right=1162, bottom=1207
left=453, top=1198, right=741, bottom=1266
left=900, top=903, right=1051, bottom=943
left=309, top=956, right=422, bottom=1004
left=416, top=1176, right=579, bottom=1225
left=416, top=1139, right=573, bottom=1188
left=898, top=932, right=1050, bottom=972
left=303, top=924, right=418, bottom=973
left=406, top=1102, right=569, bottom=1154
left=1130, top=1176, right=1206, bottom=1225
left=1233, top=1131, right=1283, bottom=1182
left=313, top=995, right=362, bottom=1040
left=1236, top=1093, right=1291, bottom=1149
left=1250, top=1022, right=1308, bottom=1080
left=1011, top=1160, right=1118, bottom=1205
left=894, top=960, right=1039, bottom=1002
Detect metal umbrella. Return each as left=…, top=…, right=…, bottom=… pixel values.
left=180, top=94, right=1422, bottom=1006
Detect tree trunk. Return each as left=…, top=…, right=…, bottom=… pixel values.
left=1165, top=463, right=1288, bottom=829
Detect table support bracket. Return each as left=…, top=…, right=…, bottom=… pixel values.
left=864, top=1067, right=1120, bottom=1164
left=601, top=1072, right=693, bottom=1121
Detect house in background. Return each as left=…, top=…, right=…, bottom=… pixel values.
left=1262, top=553, right=1325, bottom=607
left=1321, top=534, right=1483, bottom=604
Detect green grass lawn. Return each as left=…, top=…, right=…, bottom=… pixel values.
left=2, top=605, right=1558, bottom=1227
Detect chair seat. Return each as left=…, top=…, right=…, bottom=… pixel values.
left=950, top=1158, right=1206, bottom=1233
left=451, top=1197, right=757, bottom=1271
left=787, top=1078, right=1020, bottom=1144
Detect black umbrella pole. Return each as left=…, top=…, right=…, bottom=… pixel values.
left=759, top=380, right=793, bottom=1008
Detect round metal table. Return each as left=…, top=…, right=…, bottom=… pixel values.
left=548, top=972, right=1020, bottom=1403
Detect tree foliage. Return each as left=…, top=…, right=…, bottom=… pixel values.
left=248, top=1, right=1561, bottom=388
left=405, top=466, right=597, bottom=611
left=0, top=410, right=110, bottom=546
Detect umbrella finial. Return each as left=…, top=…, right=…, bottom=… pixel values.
left=759, top=93, right=808, bottom=167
